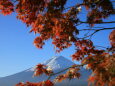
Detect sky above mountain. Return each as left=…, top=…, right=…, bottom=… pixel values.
left=0, top=0, right=114, bottom=77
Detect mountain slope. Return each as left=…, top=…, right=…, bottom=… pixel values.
left=0, top=56, right=91, bottom=86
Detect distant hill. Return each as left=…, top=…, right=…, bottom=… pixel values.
left=0, top=56, right=91, bottom=86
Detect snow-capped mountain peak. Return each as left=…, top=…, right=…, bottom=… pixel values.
left=46, top=56, right=75, bottom=70
left=26, top=56, right=75, bottom=72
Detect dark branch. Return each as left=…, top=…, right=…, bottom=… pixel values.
left=79, top=27, right=115, bottom=31
left=78, top=27, right=115, bottom=39
left=47, top=63, right=85, bottom=80
left=80, top=21, right=115, bottom=24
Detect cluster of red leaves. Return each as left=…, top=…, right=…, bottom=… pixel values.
left=16, top=64, right=54, bottom=86
left=14, top=0, right=80, bottom=52
left=55, top=65, right=81, bottom=82
left=32, top=14, right=78, bottom=52
left=16, top=80, right=54, bottom=86
left=83, top=0, right=114, bottom=26
left=0, top=0, right=14, bottom=15
left=16, top=0, right=67, bottom=26
left=16, top=0, right=49, bottom=26
left=72, top=40, right=104, bottom=61
left=34, top=37, right=45, bottom=49
left=82, top=53, right=115, bottom=86
left=34, top=64, right=53, bottom=76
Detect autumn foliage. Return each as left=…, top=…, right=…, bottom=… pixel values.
left=0, top=0, right=14, bottom=15
left=0, top=0, right=115, bottom=86
left=34, top=64, right=53, bottom=76
left=16, top=80, right=54, bottom=86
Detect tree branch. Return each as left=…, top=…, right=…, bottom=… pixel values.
left=78, top=27, right=115, bottom=39
left=47, top=63, right=85, bottom=80
left=79, top=27, right=115, bottom=31
left=80, top=21, right=115, bottom=24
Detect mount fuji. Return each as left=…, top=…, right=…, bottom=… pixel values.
left=0, top=56, right=91, bottom=86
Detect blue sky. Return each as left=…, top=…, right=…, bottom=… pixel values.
left=0, top=1, right=115, bottom=77
left=0, top=14, right=77, bottom=77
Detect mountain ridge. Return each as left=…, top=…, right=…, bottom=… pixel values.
left=0, top=56, right=91, bottom=86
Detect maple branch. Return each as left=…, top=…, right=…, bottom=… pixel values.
left=80, top=21, right=115, bottom=24
left=79, top=27, right=115, bottom=31
left=78, top=27, right=115, bottom=39
left=47, top=63, right=85, bottom=80
left=94, top=45, right=108, bottom=49
left=89, top=27, right=115, bottom=37
left=75, top=21, right=115, bottom=27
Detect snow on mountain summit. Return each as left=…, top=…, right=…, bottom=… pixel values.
left=26, top=56, right=75, bottom=72
left=46, top=56, right=75, bottom=71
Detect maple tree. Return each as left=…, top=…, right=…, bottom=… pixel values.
left=0, top=0, right=115, bottom=86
